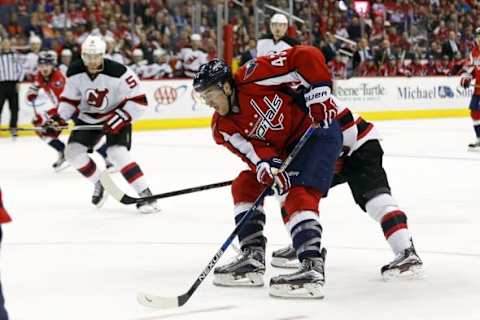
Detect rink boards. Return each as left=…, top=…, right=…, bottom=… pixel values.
left=1, top=76, right=471, bottom=135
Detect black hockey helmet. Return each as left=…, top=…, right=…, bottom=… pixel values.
left=38, top=50, right=57, bottom=65
left=193, top=59, right=232, bottom=93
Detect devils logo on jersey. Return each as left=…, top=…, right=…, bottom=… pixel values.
left=86, top=88, right=109, bottom=110
left=249, top=94, right=285, bottom=139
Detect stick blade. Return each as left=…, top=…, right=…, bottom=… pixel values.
left=137, top=292, right=180, bottom=309
left=99, top=171, right=136, bottom=204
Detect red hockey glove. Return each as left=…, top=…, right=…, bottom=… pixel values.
left=460, top=73, right=472, bottom=89
left=308, top=98, right=338, bottom=128
left=26, top=85, right=39, bottom=102
left=43, top=113, right=66, bottom=136
left=32, top=113, right=46, bottom=127
left=104, top=109, right=131, bottom=135
left=304, top=85, right=338, bottom=128
left=256, top=158, right=291, bottom=195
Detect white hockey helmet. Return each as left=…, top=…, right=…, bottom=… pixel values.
left=270, top=13, right=288, bottom=25
left=153, top=48, right=166, bottom=57
left=132, top=48, right=143, bottom=57
left=61, top=48, right=72, bottom=56
left=81, top=35, right=106, bottom=72
left=191, top=33, right=202, bottom=42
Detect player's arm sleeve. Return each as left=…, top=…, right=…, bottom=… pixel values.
left=58, top=76, right=81, bottom=120
left=212, top=115, right=277, bottom=170
left=243, top=46, right=334, bottom=106
left=117, top=69, right=149, bottom=122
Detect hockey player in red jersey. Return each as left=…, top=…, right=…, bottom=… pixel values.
left=194, top=46, right=343, bottom=298
left=460, top=27, right=480, bottom=151
left=43, top=35, right=159, bottom=213
left=27, top=51, right=111, bottom=171
left=26, top=51, right=69, bottom=170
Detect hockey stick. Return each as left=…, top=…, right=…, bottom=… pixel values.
left=0, top=125, right=103, bottom=132
left=137, top=124, right=318, bottom=309
left=100, top=171, right=232, bottom=204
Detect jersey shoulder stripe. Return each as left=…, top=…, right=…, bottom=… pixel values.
left=102, top=59, right=127, bottom=77
left=66, top=60, right=87, bottom=77
left=66, top=59, right=127, bottom=78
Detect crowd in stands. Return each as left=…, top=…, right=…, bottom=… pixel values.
left=0, top=0, right=479, bottom=80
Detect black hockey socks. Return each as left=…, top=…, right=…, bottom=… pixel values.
left=48, top=139, right=65, bottom=152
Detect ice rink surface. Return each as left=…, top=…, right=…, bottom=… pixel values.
left=0, top=118, right=479, bottom=320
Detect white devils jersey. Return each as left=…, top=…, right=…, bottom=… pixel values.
left=176, top=47, right=208, bottom=77
left=58, top=59, right=148, bottom=124
left=256, top=35, right=299, bottom=57
left=142, top=62, right=173, bottom=79
left=22, top=52, right=39, bottom=80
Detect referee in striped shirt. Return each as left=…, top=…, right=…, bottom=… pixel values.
left=0, top=38, right=23, bottom=137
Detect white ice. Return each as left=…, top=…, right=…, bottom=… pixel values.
left=0, top=118, right=479, bottom=320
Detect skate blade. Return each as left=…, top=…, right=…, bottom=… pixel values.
left=213, top=272, right=264, bottom=287
left=95, top=194, right=108, bottom=209
left=54, top=162, right=71, bottom=173
left=468, top=147, right=480, bottom=152
left=271, top=257, right=299, bottom=269
left=269, top=282, right=325, bottom=299
left=382, top=264, right=425, bottom=281
left=138, top=204, right=162, bottom=214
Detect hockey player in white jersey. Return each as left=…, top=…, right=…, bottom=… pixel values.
left=22, top=35, right=42, bottom=81
left=58, top=49, right=72, bottom=76
left=175, top=33, right=208, bottom=77
left=270, top=95, right=423, bottom=281
left=43, top=35, right=160, bottom=213
left=142, top=48, right=173, bottom=79
left=130, top=48, right=147, bottom=79
left=256, top=13, right=299, bottom=57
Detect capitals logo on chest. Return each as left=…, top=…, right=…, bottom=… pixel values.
left=249, top=94, right=284, bottom=139
left=86, top=88, right=109, bottom=110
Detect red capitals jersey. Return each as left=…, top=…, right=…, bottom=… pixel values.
left=467, top=46, right=480, bottom=95
left=212, top=46, right=331, bottom=169
left=30, top=69, right=66, bottom=105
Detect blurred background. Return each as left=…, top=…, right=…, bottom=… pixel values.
left=0, top=0, right=476, bottom=80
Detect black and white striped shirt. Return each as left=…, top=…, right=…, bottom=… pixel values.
left=0, top=51, right=24, bottom=82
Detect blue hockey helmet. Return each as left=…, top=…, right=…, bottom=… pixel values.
left=193, top=59, right=232, bottom=93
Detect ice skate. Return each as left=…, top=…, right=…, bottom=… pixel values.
left=213, top=247, right=265, bottom=287
left=271, top=245, right=298, bottom=269
left=92, top=181, right=108, bottom=208
left=468, top=140, right=480, bottom=152
left=269, top=248, right=326, bottom=299
left=136, top=188, right=161, bottom=214
left=381, top=243, right=424, bottom=281
left=52, top=151, right=69, bottom=172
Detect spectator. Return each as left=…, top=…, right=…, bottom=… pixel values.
left=321, top=32, right=337, bottom=63
left=175, top=33, right=208, bottom=78
left=352, top=37, right=373, bottom=71
left=22, top=34, right=42, bottom=81
left=356, top=57, right=378, bottom=77
left=239, top=38, right=256, bottom=66
left=374, top=38, right=393, bottom=66
left=436, top=55, right=453, bottom=75
left=62, top=30, right=80, bottom=61
left=347, top=16, right=362, bottom=42
left=58, top=48, right=72, bottom=75
left=442, top=30, right=460, bottom=59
